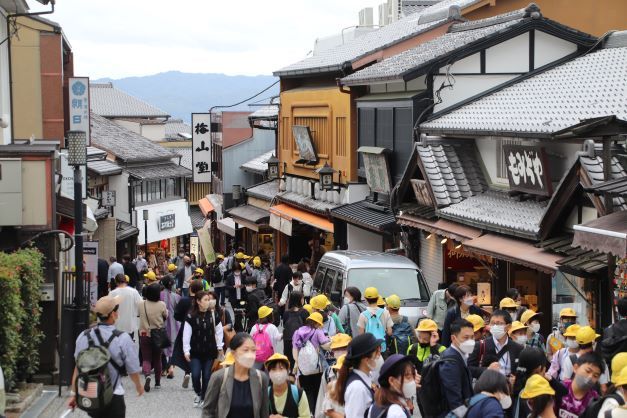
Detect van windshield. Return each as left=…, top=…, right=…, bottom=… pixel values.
left=347, top=268, right=429, bottom=302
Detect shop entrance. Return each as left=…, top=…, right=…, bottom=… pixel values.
left=444, top=241, right=494, bottom=311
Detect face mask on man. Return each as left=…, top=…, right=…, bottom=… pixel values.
left=245, top=285, right=254, bottom=292
left=491, top=325, right=506, bottom=339
left=459, top=339, right=476, bottom=355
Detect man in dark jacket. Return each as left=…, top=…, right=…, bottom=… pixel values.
left=122, top=254, right=139, bottom=289
left=273, top=255, right=292, bottom=301
left=245, top=277, right=267, bottom=329
left=599, top=296, right=627, bottom=371
left=440, top=319, right=476, bottom=418
left=468, top=309, right=524, bottom=377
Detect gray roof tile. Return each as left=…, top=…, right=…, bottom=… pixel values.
left=580, top=155, right=627, bottom=211
left=274, top=0, right=482, bottom=77
left=165, top=119, right=192, bottom=140
left=90, top=113, right=178, bottom=163
left=124, top=163, right=192, bottom=180
left=90, top=83, right=170, bottom=118
left=438, top=190, right=547, bottom=239
left=331, top=200, right=398, bottom=232
left=240, top=150, right=275, bottom=175
left=246, top=179, right=280, bottom=201
left=171, top=147, right=192, bottom=170
left=421, top=46, right=627, bottom=135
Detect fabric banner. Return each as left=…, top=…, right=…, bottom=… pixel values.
left=197, top=228, right=215, bottom=264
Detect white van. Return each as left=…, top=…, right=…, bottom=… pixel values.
left=313, top=250, right=431, bottom=327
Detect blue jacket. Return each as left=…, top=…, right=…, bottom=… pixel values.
left=439, top=347, right=473, bottom=417
left=441, top=305, right=484, bottom=347
left=466, top=396, right=504, bottom=418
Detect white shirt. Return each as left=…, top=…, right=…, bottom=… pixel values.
left=598, top=391, right=627, bottom=418
left=183, top=265, right=193, bottom=289
left=279, top=280, right=303, bottom=306
left=493, top=335, right=511, bottom=376
left=249, top=323, right=282, bottom=352
left=302, top=272, right=313, bottom=297
left=109, top=286, right=143, bottom=333
left=345, top=369, right=373, bottom=418
left=182, top=311, right=224, bottom=355
left=560, top=351, right=610, bottom=384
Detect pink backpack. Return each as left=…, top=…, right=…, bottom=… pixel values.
left=253, top=324, right=274, bottom=362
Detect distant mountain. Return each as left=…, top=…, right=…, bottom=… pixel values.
left=95, top=71, right=279, bottom=122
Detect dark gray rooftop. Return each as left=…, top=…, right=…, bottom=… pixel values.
left=124, top=163, right=192, bottom=180
left=579, top=154, right=627, bottom=211
left=274, top=0, right=481, bottom=77
left=331, top=200, right=398, bottom=232
left=90, top=113, right=179, bottom=163
left=246, top=179, right=279, bottom=201
left=421, top=45, right=627, bottom=136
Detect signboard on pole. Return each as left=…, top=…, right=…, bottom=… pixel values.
left=69, top=77, right=91, bottom=146
left=102, top=191, right=116, bottom=207
left=503, top=145, right=552, bottom=196
left=192, top=113, right=212, bottom=183
left=59, top=150, right=87, bottom=199
left=83, top=241, right=99, bottom=307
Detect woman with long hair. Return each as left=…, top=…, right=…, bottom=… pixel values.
left=331, top=333, right=384, bottom=418
left=520, top=375, right=557, bottom=418
left=160, top=275, right=181, bottom=379
left=138, top=282, right=168, bottom=392
left=202, top=332, right=270, bottom=418
left=183, top=291, right=224, bottom=408
left=367, top=354, right=417, bottom=418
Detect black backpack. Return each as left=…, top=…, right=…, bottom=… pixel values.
left=261, top=297, right=281, bottom=327
left=283, top=310, right=305, bottom=341
left=416, top=357, right=456, bottom=417
left=211, top=266, right=223, bottom=285
left=580, top=393, right=625, bottom=418
left=600, top=322, right=627, bottom=367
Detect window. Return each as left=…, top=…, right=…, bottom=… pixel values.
left=322, top=269, right=336, bottom=296
left=333, top=271, right=344, bottom=294
left=313, top=267, right=326, bottom=291
left=347, top=268, right=429, bottom=302
left=552, top=271, right=595, bottom=327
left=496, top=137, right=522, bottom=181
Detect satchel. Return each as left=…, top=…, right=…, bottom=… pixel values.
left=144, top=302, right=171, bottom=350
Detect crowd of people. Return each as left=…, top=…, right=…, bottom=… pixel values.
left=73, top=250, right=627, bottom=418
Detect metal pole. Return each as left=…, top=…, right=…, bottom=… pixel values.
left=74, top=166, right=84, bottom=308
left=144, top=219, right=148, bottom=255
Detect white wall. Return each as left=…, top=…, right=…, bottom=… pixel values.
left=534, top=30, right=577, bottom=68
left=439, top=52, right=481, bottom=74
left=108, top=172, right=130, bottom=223
left=347, top=224, right=383, bottom=251
left=419, top=233, right=443, bottom=293
left=141, top=124, right=166, bottom=141
left=434, top=74, right=518, bottom=112
left=0, top=10, right=11, bottom=145
left=114, top=119, right=141, bottom=134
left=486, top=33, right=530, bottom=73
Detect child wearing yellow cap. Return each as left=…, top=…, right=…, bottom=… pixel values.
left=521, top=374, right=557, bottom=418
left=249, top=305, right=281, bottom=370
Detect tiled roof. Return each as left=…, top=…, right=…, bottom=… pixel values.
left=402, top=1, right=442, bottom=17
left=189, top=205, right=206, bottom=230
left=417, top=142, right=487, bottom=207
left=228, top=205, right=270, bottom=223
left=439, top=190, right=548, bottom=239
left=172, top=147, right=192, bottom=170
left=117, top=220, right=139, bottom=241
left=579, top=155, right=627, bottom=210
left=274, top=0, right=481, bottom=77
left=90, top=113, right=178, bottom=163
left=420, top=46, right=627, bottom=136
left=249, top=105, right=279, bottom=120
left=240, top=150, right=275, bottom=175
left=331, top=200, right=398, bottom=232
left=90, top=83, right=170, bottom=118
left=342, top=9, right=528, bottom=85
left=165, top=119, right=192, bottom=140
left=246, top=179, right=279, bottom=201
left=124, top=163, right=192, bottom=180
left=87, top=159, right=122, bottom=176
left=277, top=191, right=341, bottom=214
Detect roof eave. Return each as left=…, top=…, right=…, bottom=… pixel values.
left=438, top=212, right=540, bottom=241
left=420, top=126, right=553, bottom=139
left=273, top=64, right=343, bottom=78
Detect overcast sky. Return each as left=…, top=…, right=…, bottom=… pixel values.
left=29, top=0, right=384, bottom=79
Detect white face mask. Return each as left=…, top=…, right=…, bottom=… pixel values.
left=491, top=325, right=506, bottom=339
left=566, top=339, right=579, bottom=349
left=245, top=286, right=254, bottom=292
left=402, top=380, right=417, bottom=399
left=269, top=369, right=288, bottom=385
left=343, top=297, right=351, bottom=305
left=463, top=297, right=474, bottom=307
left=208, top=300, right=216, bottom=309
left=514, top=335, right=528, bottom=345
left=459, top=339, right=476, bottom=354
left=236, top=352, right=256, bottom=369
left=499, top=395, right=512, bottom=410
left=530, top=322, right=541, bottom=333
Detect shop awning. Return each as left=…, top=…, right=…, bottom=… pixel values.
left=270, top=203, right=334, bottom=233
left=116, top=220, right=139, bottom=241
left=217, top=217, right=237, bottom=236
left=463, top=234, right=563, bottom=274
left=228, top=205, right=270, bottom=232
left=572, top=211, right=627, bottom=257
left=397, top=214, right=482, bottom=242
left=331, top=200, right=397, bottom=233
left=198, top=198, right=214, bottom=216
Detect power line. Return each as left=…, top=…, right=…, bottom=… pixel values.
left=209, top=80, right=280, bottom=113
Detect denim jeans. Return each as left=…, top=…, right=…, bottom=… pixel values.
left=182, top=287, right=189, bottom=298
left=190, top=357, right=213, bottom=399
left=214, top=286, right=226, bottom=306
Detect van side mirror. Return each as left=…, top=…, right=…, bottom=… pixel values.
left=330, top=291, right=341, bottom=306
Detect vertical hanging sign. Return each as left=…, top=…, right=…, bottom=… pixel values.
left=192, top=113, right=212, bottom=183
left=69, top=77, right=91, bottom=146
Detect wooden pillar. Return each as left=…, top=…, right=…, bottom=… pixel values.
left=601, top=137, right=615, bottom=327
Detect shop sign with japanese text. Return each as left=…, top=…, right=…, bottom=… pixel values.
left=192, top=113, right=212, bottom=183
left=69, top=77, right=91, bottom=145
left=503, top=145, right=552, bottom=196
left=159, top=213, right=176, bottom=231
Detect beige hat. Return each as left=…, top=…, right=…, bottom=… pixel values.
left=94, top=295, right=122, bottom=317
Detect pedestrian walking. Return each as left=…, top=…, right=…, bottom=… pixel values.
left=250, top=306, right=281, bottom=369
left=69, top=295, right=144, bottom=417
left=245, top=277, right=268, bottom=328
left=176, top=256, right=196, bottom=297
left=293, top=312, right=332, bottom=415
left=279, top=271, right=303, bottom=308
left=122, top=254, right=139, bottom=290
left=172, top=279, right=205, bottom=388
left=160, top=275, right=180, bottom=379
left=265, top=353, right=311, bottom=418
left=591, top=355, right=627, bottom=418
left=520, top=309, right=546, bottom=353
left=557, top=352, right=604, bottom=417
left=316, top=333, right=352, bottom=418
left=138, top=282, right=168, bottom=392
left=425, top=283, right=458, bottom=333
left=547, top=324, right=581, bottom=381
left=97, top=257, right=109, bottom=298
left=297, top=261, right=313, bottom=303
left=311, top=294, right=344, bottom=338
left=407, top=319, right=445, bottom=374
left=339, top=286, right=366, bottom=337
left=211, top=254, right=227, bottom=306
left=183, top=290, right=225, bottom=407
left=357, top=287, right=393, bottom=351
left=546, top=308, right=578, bottom=359
left=283, top=291, right=309, bottom=371
left=367, top=354, right=417, bottom=418
left=226, top=262, right=246, bottom=309
left=440, top=285, right=484, bottom=347
left=108, top=274, right=143, bottom=340
left=108, top=256, right=124, bottom=289
left=202, top=332, right=269, bottom=418
left=331, top=332, right=383, bottom=418
left=465, top=369, right=510, bottom=418
left=520, top=374, right=558, bottom=418
left=273, top=255, right=292, bottom=302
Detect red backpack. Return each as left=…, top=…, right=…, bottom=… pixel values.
left=253, top=324, right=274, bottom=362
